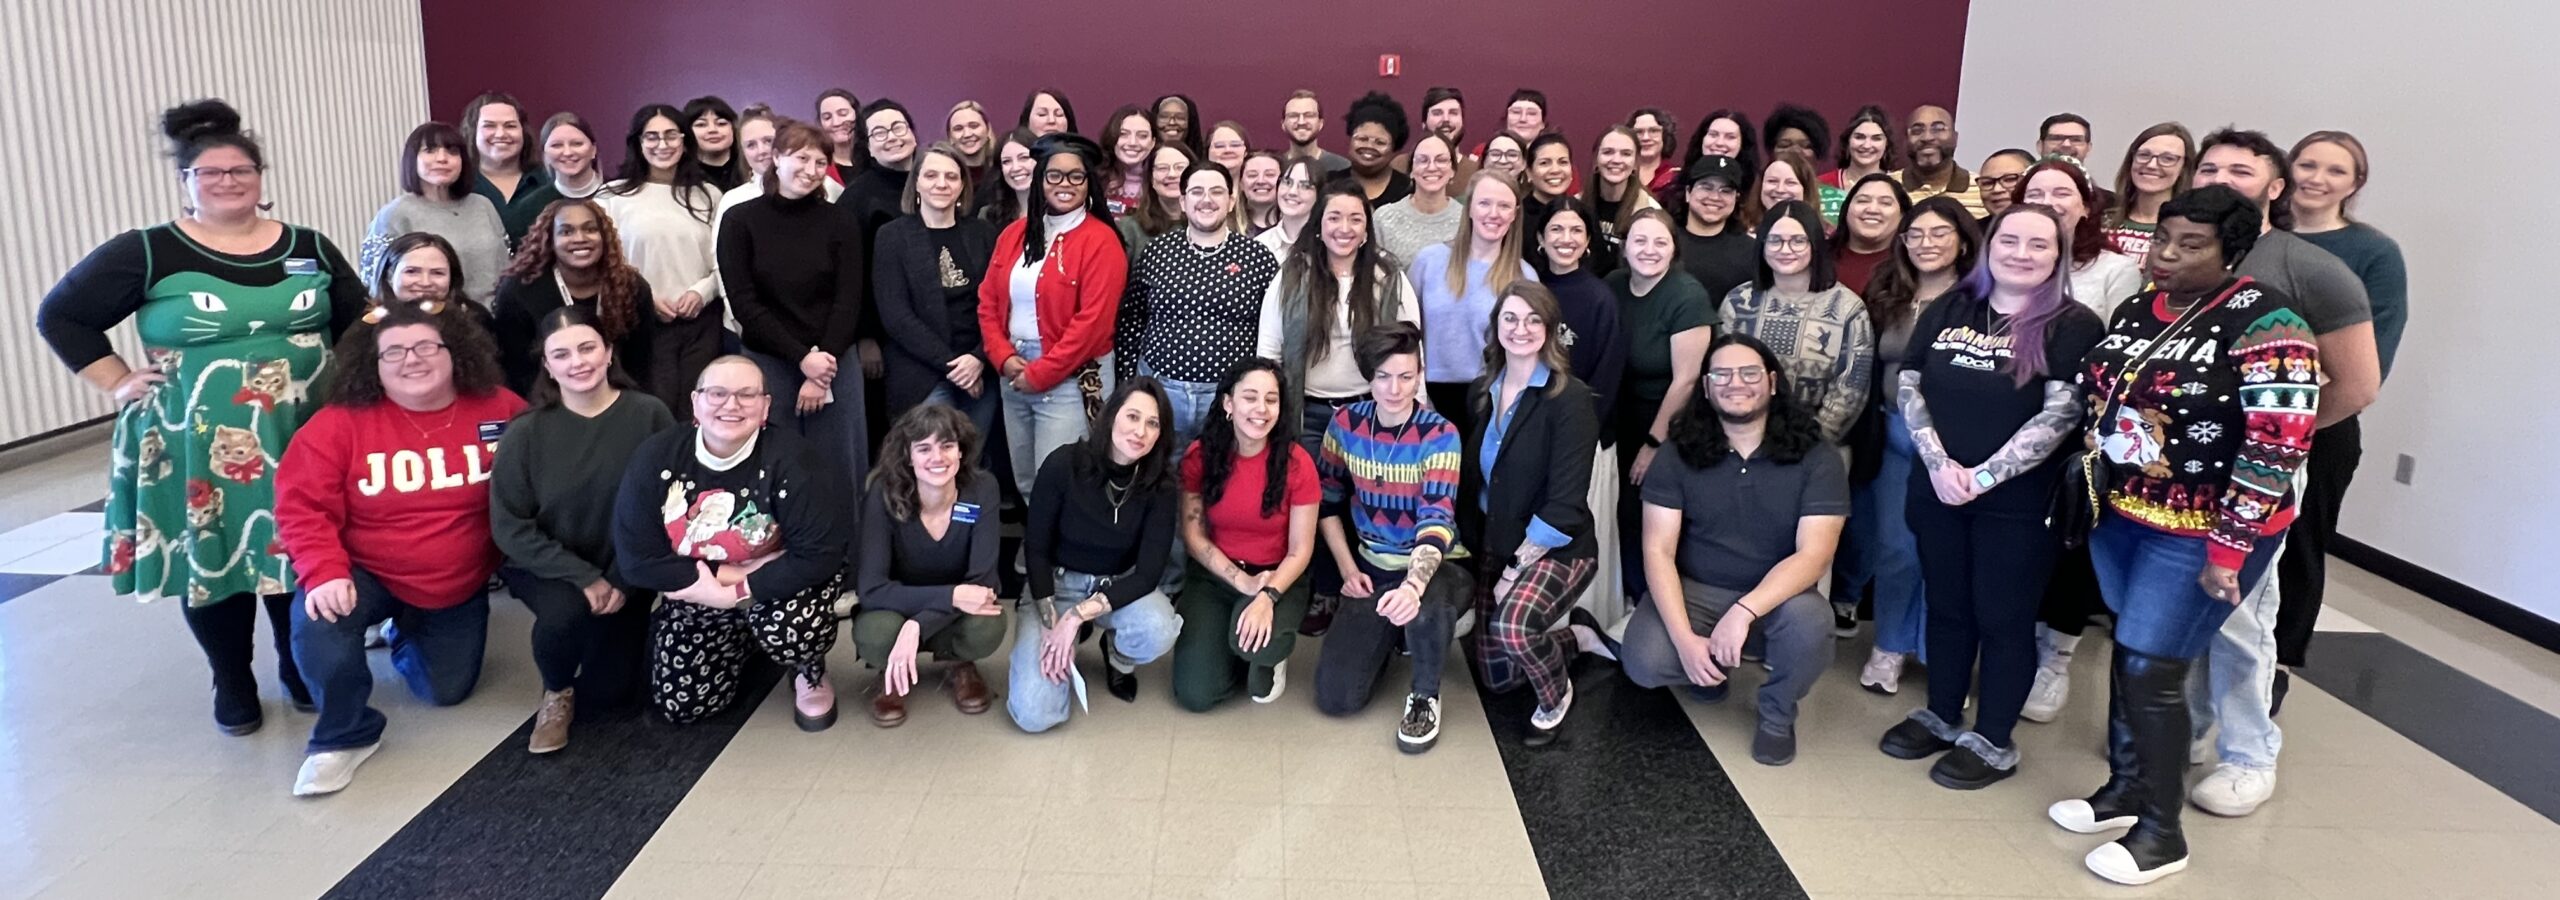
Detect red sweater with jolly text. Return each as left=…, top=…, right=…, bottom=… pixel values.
left=276, top=390, right=526, bottom=608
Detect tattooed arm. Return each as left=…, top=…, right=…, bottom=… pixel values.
left=1975, top=380, right=2088, bottom=489
left=1898, top=370, right=1958, bottom=473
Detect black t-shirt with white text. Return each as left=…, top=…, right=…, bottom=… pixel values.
left=1901, top=289, right=2105, bottom=516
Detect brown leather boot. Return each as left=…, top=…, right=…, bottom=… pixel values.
left=529, top=688, right=574, bottom=754
left=868, top=680, right=908, bottom=728
left=946, top=661, right=991, bottom=714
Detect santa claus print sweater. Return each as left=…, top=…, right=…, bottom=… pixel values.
left=2079, top=276, right=2321, bottom=569
left=610, top=426, right=851, bottom=605
left=275, top=389, right=526, bottom=608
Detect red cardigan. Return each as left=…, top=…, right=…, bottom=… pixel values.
left=977, top=212, right=1128, bottom=393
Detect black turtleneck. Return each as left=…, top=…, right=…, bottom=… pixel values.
left=1023, top=442, right=1178, bottom=609
left=715, top=188, right=865, bottom=360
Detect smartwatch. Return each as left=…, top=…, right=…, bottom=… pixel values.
left=1972, top=470, right=1997, bottom=489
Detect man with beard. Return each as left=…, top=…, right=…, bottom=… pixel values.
left=2179, top=126, right=2379, bottom=821
left=1393, top=86, right=1479, bottom=184
left=1894, top=105, right=1985, bottom=218
left=1339, top=92, right=1414, bottom=206
left=1281, top=90, right=1351, bottom=178
left=1620, top=334, right=1847, bottom=766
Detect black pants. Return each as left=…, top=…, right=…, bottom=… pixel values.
left=651, top=309, right=727, bottom=420
left=2274, top=415, right=2361, bottom=667
left=1910, top=497, right=2061, bottom=748
left=2038, top=546, right=2105, bottom=636
left=505, top=570, right=654, bottom=708
left=180, top=592, right=306, bottom=700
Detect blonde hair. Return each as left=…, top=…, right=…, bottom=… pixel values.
left=1442, top=169, right=1527, bottom=300
left=945, top=100, right=993, bottom=168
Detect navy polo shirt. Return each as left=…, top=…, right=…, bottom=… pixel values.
left=1640, top=439, right=1850, bottom=592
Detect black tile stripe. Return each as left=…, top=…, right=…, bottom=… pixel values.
left=0, top=572, right=65, bottom=605
left=320, top=665, right=784, bottom=900
left=1476, top=662, right=1808, bottom=900
left=2295, top=631, right=2560, bottom=825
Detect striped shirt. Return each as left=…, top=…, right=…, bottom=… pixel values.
left=1317, top=401, right=1465, bottom=570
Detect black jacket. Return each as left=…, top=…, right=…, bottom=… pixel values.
left=490, top=270, right=659, bottom=397
left=871, top=214, right=998, bottom=412
left=1471, top=371, right=1601, bottom=563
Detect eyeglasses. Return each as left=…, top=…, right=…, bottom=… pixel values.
left=1980, top=173, right=2025, bottom=190
left=379, top=341, right=448, bottom=363
left=640, top=131, right=686, bottom=147
left=1902, top=226, right=1958, bottom=245
left=2133, top=150, right=2186, bottom=169
left=185, top=165, right=264, bottom=182
left=693, top=387, right=770, bottom=406
left=1706, top=366, right=1767, bottom=385
left=866, top=121, right=912, bottom=141
left=1043, top=170, right=1088, bottom=186
left=1485, top=149, right=1523, bottom=162
left=1763, top=235, right=1811, bottom=251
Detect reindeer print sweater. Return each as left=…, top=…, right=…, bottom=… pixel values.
left=2080, top=276, right=2321, bottom=569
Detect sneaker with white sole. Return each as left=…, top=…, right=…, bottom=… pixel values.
left=2189, top=763, right=2276, bottom=817
left=2085, top=840, right=2188, bottom=886
left=293, top=744, right=380, bottom=797
left=1526, top=681, right=1574, bottom=746
left=1858, top=649, right=1905, bottom=695
left=2021, top=663, right=2070, bottom=723
left=1251, top=661, right=1287, bottom=704
left=1397, top=694, right=1441, bottom=753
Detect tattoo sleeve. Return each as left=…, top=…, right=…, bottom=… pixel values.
left=1898, top=370, right=1957, bottom=473
left=1403, top=544, right=1444, bottom=594
left=1977, top=381, right=2087, bottom=487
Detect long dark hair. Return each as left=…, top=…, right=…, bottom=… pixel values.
left=1284, top=186, right=1389, bottom=368
left=503, top=198, right=646, bottom=342
left=1666, top=333, right=1820, bottom=467
left=460, top=91, right=534, bottom=173
left=1961, top=204, right=2084, bottom=386
left=1834, top=104, right=1897, bottom=172
left=980, top=127, right=1040, bottom=225
left=523, top=306, right=640, bottom=410
left=681, top=95, right=747, bottom=189
left=604, top=104, right=715, bottom=225
left=1017, top=88, right=1078, bottom=133
left=370, top=231, right=477, bottom=306
left=868, top=403, right=983, bottom=522
left=1153, top=93, right=1207, bottom=158
left=1830, top=171, right=1911, bottom=258
left=1023, top=133, right=1110, bottom=264
left=1097, top=104, right=1157, bottom=196
left=1194, top=357, right=1298, bottom=518
left=1753, top=200, right=1838, bottom=292
left=1076, top=376, right=1177, bottom=491
left=328, top=303, right=506, bottom=408
left=2107, top=122, right=2196, bottom=225
left=1683, top=109, right=1760, bottom=183
left=398, top=121, right=478, bottom=197
left=1862, top=195, right=1980, bottom=333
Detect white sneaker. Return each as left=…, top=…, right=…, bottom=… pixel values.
left=1858, top=649, right=1904, bottom=695
left=2085, top=841, right=2187, bottom=886
left=2189, top=764, right=2277, bottom=817
left=293, top=744, right=380, bottom=797
left=2021, top=663, right=2070, bottom=723
left=1531, top=680, right=1575, bottom=731
left=1252, top=661, right=1287, bottom=704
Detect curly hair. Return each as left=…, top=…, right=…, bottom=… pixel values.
left=1194, top=358, right=1297, bottom=519
left=1344, top=91, right=1410, bottom=151
left=328, top=302, right=506, bottom=408
left=1762, top=104, right=1832, bottom=165
left=1666, top=333, right=1822, bottom=468
left=502, top=198, right=645, bottom=342
left=1076, top=376, right=1178, bottom=493
left=868, top=403, right=983, bottom=522
left=2159, top=184, right=2263, bottom=268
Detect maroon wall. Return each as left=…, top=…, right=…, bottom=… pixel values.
left=424, top=1, right=1970, bottom=173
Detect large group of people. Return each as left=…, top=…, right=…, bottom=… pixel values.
left=35, top=85, right=2407, bottom=888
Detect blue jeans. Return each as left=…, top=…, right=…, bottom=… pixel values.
left=751, top=350, right=872, bottom=495
left=1006, top=569, right=1182, bottom=733
left=1141, top=367, right=1221, bottom=594
left=289, top=567, right=490, bottom=753
left=1837, top=410, right=1926, bottom=656
left=2088, top=512, right=2284, bottom=661
left=1000, top=338, right=1093, bottom=498
left=924, top=379, right=1002, bottom=439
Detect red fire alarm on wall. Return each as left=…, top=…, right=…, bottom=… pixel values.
left=1379, top=54, right=1401, bottom=77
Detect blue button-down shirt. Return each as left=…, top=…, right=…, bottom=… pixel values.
left=1477, top=361, right=1571, bottom=550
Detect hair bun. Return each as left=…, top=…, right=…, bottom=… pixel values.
left=162, top=99, right=244, bottom=143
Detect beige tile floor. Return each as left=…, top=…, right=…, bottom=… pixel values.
left=3, top=437, right=2557, bottom=899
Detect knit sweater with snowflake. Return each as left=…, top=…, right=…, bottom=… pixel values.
left=2079, top=276, right=2321, bottom=569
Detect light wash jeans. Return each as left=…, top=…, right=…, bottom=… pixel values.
left=1141, top=365, right=1222, bottom=595
left=2189, top=462, right=2307, bottom=771
left=1000, top=338, right=1093, bottom=498
left=1006, top=569, right=1182, bottom=733
left=924, top=379, right=1002, bottom=439
left=1837, top=409, right=1927, bottom=657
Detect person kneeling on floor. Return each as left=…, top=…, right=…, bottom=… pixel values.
left=852, top=404, right=1009, bottom=727
left=1621, top=333, right=1846, bottom=767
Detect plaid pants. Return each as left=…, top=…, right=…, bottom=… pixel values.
left=1472, top=556, right=1598, bottom=709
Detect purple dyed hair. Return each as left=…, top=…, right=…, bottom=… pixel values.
left=1959, top=204, right=2077, bottom=387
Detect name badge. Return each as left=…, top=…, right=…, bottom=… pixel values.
left=477, top=420, right=508, bottom=443
left=952, top=501, right=981, bottom=524
left=283, top=258, right=320, bottom=275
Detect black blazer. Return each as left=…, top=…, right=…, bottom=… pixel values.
left=1472, top=370, right=1601, bottom=563
left=490, top=271, right=658, bottom=397
left=872, top=214, right=999, bottom=413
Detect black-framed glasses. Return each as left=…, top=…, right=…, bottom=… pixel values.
left=2133, top=150, right=2186, bottom=168
left=379, top=341, right=448, bottom=363
left=866, top=121, right=912, bottom=141
left=1763, top=235, right=1811, bottom=251
left=1043, top=170, right=1088, bottom=186
left=693, top=387, right=770, bottom=406
left=1902, top=226, right=1958, bottom=245
left=185, top=165, right=264, bottom=182
left=640, top=131, right=686, bottom=146
left=1980, top=173, right=2026, bottom=190
left=1706, top=366, right=1767, bottom=386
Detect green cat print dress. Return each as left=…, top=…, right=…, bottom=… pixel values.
left=37, top=222, right=366, bottom=606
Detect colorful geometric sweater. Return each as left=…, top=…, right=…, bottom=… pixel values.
left=1317, top=401, right=1466, bottom=571
left=2080, top=276, right=2321, bottom=569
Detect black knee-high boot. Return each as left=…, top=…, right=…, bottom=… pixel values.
left=2089, top=646, right=2193, bottom=884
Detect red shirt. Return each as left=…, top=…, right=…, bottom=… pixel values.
left=276, top=390, right=526, bottom=608
left=1180, top=440, right=1318, bottom=567
left=1834, top=245, right=1891, bottom=296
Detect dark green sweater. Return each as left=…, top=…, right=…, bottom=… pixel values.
left=491, top=391, right=676, bottom=586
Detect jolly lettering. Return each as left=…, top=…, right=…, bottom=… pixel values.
left=356, top=443, right=496, bottom=496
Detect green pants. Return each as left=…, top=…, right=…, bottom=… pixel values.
left=850, top=608, right=1008, bottom=666
left=1172, top=560, right=1310, bottom=711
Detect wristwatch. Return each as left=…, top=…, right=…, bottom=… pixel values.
left=1642, top=433, right=1663, bottom=448
left=1973, top=470, right=1997, bottom=489
left=1256, top=586, right=1282, bottom=604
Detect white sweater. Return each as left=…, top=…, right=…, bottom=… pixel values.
left=594, top=180, right=724, bottom=308
left=2069, top=250, right=2145, bottom=320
